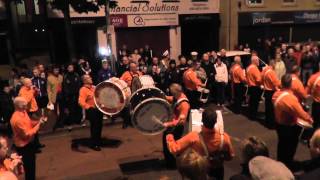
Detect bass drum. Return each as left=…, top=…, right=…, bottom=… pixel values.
left=131, top=75, right=155, bottom=93
left=130, top=87, right=172, bottom=135
left=94, top=77, right=131, bottom=116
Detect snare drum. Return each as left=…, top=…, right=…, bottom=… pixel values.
left=130, top=87, right=172, bottom=135
left=94, top=77, right=131, bottom=116
left=297, top=118, right=313, bottom=129
left=131, top=75, right=155, bottom=93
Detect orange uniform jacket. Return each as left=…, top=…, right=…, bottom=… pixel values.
left=18, top=86, right=38, bottom=112
left=291, top=74, right=308, bottom=102
left=306, top=72, right=320, bottom=103
left=165, top=93, right=190, bottom=126
left=120, top=71, right=142, bottom=87
left=183, top=69, right=202, bottom=91
left=166, top=127, right=235, bottom=167
left=272, top=90, right=312, bottom=126
left=261, top=66, right=281, bottom=91
left=78, top=85, right=96, bottom=110
left=246, top=64, right=261, bottom=87
left=230, top=64, right=246, bottom=84
left=10, top=111, right=40, bottom=147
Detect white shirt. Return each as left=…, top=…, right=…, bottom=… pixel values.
left=214, top=63, right=228, bottom=83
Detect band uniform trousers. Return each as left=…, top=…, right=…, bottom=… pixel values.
left=86, top=108, right=103, bottom=146
left=162, top=125, right=184, bottom=168
left=248, top=86, right=262, bottom=119
left=233, top=83, right=244, bottom=114
left=15, top=140, right=37, bottom=180
left=264, top=90, right=276, bottom=127
left=276, top=124, right=301, bottom=169
left=185, top=89, right=200, bottom=109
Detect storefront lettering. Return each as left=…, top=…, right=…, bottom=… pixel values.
left=253, top=16, right=271, bottom=25
left=110, top=3, right=179, bottom=14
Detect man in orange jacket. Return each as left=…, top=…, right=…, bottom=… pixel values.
left=246, top=55, right=262, bottom=119
left=162, top=83, right=190, bottom=169
left=166, top=105, right=235, bottom=179
left=10, top=97, right=46, bottom=180
left=272, top=74, right=313, bottom=169
left=262, top=60, right=281, bottom=127
left=291, top=65, right=308, bottom=102
left=79, top=75, right=103, bottom=151
left=230, top=56, right=247, bottom=114
left=183, top=60, right=206, bottom=109
left=120, top=62, right=142, bottom=88
left=306, top=69, right=320, bottom=130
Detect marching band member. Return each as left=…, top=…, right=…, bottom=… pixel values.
left=120, top=62, right=142, bottom=88
left=120, top=62, right=142, bottom=128
left=166, top=105, right=235, bottom=180
left=306, top=69, right=320, bottom=130
left=230, top=56, right=247, bottom=114
left=183, top=60, right=206, bottom=109
left=261, top=60, right=281, bottom=127
left=162, top=83, right=190, bottom=169
left=10, top=97, right=46, bottom=180
left=290, top=65, right=308, bottom=103
left=272, top=74, right=313, bottom=169
left=246, top=55, right=262, bottom=120
left=78, top=75, right=103, bottom=151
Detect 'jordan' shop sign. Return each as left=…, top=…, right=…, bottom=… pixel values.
left=49, top=0, right=219, bottom=27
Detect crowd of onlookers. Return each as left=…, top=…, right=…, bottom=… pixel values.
left=1, top=37, right=320, bottom=179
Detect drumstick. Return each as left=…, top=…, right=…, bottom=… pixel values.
left=151, top=116, right=165, bottom=127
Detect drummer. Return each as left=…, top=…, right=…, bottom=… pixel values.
left=306, top=69, right=320, bottom=130
left=120, top=61, right=142, bottom=87
left=79, top=74, right=103, bottom=151
left=183, top=60, right=206, bottom=109
left=162, top=83, right=190, bottom=169
left=272, top=74, right=313, bottom=169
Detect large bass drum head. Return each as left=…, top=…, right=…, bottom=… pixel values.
left=132, top=98, right=172, bottom=135
left=94, top=81, right=126, bottom=115
left=130, top=87, right=166, bottom=111
left=131, top=76, right=142, bottom=93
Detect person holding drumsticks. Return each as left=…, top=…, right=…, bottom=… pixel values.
left=162, top=83, right=190, bottom=169
left=272, top=74, right=313, bottom=169
left=120, top=62, right=142, bottom=129
left=79, top=75, right=103, bottom=151
left=183, top=60, right=206, bottom=109
left=306, top=69, right=320, bottom=131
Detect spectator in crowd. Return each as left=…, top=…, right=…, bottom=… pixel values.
left=284, top=48, right=297, bottom=74
left=117, top=56, right=130, bottom=78
left=161, top=50, right=171, bottom=69
left=164, top=60, right=180, bottom=91
left=143, top=44, right=152, bottom=62
left=37, top=64, right=46, bottom=74
left=177, top=55, right=188, bottom=79
left=138, top=59, right=148, bottom=75
left=0, top=135, right=23, bottom=176
left=230, top=136, right=269, bottom=180
left=293, top=43, right=303, bottom=66
left=97, top=59, right=115, bottom=83
left=78, top=59, right=92, bottom=77
left=280, top=43, right=288, bottom=60
left=201, top=53, right=216, bottom=103
left=31, top=67, right=48, bottom=114
left=130, top=49, right=141, bottom=64
left=11, top=97, right=46, bottom=180
left=8, top=68, right=19, bottom=89
left=61, top=64, right=82, bottom=127
left=148, top=57, right=166, bottom=90
left=214, top=58, right=228, bottom=107
left=209, top=51, right=218, bottom=64
left=301, top=45, right=314, bottom=84
left=0, top=84, right=15, bottom=136
left=166, top=105, right=235, bottom=180
left=312, top=45, right=320, bottom=73
left=274, top=53, right=286, bottom=80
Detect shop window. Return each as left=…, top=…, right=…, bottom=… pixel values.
left=246, top=0, right=264, bottom=7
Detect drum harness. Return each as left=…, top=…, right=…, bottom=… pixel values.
left=166, top=97, right=189, bottom=133
left=311, top=75, right=320, bottom=94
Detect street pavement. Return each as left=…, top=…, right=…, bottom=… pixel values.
left=33, top=104, right=310, bottom=180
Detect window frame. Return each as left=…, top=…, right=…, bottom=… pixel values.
left=246, top=0, right=265, bottom=7
left=282, top=0, right=297, bottom=6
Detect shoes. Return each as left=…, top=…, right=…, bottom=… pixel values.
left=35, top=149, right=42, bottom=153
left=91, top=146, right=101, bottom=151
left=37, top=144, right=46, bottom=149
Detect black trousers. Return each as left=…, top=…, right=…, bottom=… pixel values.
left=215, top=82, right=226, bottom=105
left=27, top=112, right=41, bottom=147
left=208, top=166, right=224, bottom=180
left=120, top=107, right=131, bottom=127
left=276, top=124, right=301, bottom=168
left=264, top=90, right=275, bottom=126
left=248, top=86, right=262, bottom=119
left=86, top=108, right=103, bottom=146
left=233, top=83, right=244, bottom=114
left=16, top=140, right=36, bottom=180
left=185, top=89, right=200, bottom=109
left=64, top=95, right=82, bottom=125
left=162, top=125, right=184, bottom=168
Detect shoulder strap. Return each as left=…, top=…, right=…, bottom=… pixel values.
left=274, top=92, right=290, bottom=107
left=312, top=75, right=320, bottom=94
left=173, top=98, right=189, bottom=108
left=198, top=132, right=209, bottom=157
left=215, top=110, right=224, bottom=150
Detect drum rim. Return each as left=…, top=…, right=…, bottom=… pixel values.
left=131, top=75, right=155, bottom=92
left=131, top=97, right=173, bottom=135
left=94, top=79, right=129, bottom=116
left=130, top=87, right=164, bottom=101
